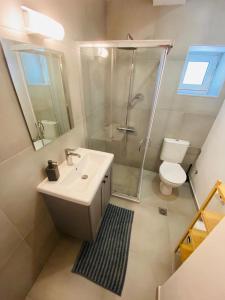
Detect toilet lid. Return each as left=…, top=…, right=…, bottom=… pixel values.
left=160, top=162, right=186, bottom=184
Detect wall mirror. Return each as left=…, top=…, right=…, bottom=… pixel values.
left=1, top=39, right=73, bottom=150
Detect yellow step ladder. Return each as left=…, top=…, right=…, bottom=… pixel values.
left=176, top=180, right=225, bottom=263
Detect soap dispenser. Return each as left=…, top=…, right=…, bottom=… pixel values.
left=46, top=160, right=60, bottom=181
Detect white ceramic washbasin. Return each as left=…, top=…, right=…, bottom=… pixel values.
left=37, top=148, right=114, bottom=206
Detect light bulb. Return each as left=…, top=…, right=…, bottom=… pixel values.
left=21, top=6, right=65, bottom=41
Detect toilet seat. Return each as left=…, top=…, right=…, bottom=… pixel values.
left=159, top=161, right=186, bottom=185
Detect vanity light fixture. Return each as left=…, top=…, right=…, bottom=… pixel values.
left=21, top=6, right=65, bottom=40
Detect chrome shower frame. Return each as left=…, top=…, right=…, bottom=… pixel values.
left=77, top=40, right=173, bottom=202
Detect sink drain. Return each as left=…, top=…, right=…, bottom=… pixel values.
left=81, top=174, right=88, bottom=180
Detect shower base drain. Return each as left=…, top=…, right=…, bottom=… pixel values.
left=81, top=174, right=88, bottom=180
left=158, top=207, right=167, bottom=216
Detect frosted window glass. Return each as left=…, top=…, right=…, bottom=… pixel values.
left=20, top=52, right=49, bottom=85
left=183, top=61, right=209, bottom=85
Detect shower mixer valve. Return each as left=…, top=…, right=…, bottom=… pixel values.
left=116, top=127, right=136, bottom=133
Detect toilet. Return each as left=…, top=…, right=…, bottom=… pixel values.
left=159, top=138, right=190, bottom=196
left=41, top=120, right=59, bottom=140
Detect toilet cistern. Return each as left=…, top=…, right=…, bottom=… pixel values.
left=65, top=148, right=81, bottom=166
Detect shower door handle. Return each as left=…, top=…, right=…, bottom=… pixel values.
left=116, top=127, right=136, bottom=133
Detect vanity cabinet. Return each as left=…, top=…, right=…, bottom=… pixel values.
left=43, top=164, right=112, bottom=241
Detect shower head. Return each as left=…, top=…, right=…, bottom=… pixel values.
left=117, top=33, right=136, bottom=50
left=127, top=33, right=134, bottom=40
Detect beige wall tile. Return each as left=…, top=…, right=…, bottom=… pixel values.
left=0, top=209, right=23, bottom=270
left=157, top=60, right=184, bottom=111
left=154, top=0, right=215, bottom=59
left=0, top=123, right=85, bottom=238
left=150, top=109, right=170, bottom=146
left=106, top=0, right=157, bottom=39
left=0, top=146, right=52, bottom=238
left=179, top=113, right=215, bottom=148
left=0, top=241, right=41, bottom=300
left=25, top=210, right=56, bottom=265
left=37, top=229, right=60, bottom=269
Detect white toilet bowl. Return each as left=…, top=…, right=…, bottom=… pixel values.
left=159, top=161, right=186, bottom=195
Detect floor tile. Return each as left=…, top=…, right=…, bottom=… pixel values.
left=167, top=210, right=193, bottom=253
left=0, top=210, right=23, bottom=270
left=27, top=238, right=104, bottom=300
left=112, top=163, right=140, bottom=197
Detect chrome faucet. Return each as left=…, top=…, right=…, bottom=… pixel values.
left=65, top=148, right=81, bottom=165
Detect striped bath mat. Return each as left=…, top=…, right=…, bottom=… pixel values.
left=72, top=204, right=134, bottom=295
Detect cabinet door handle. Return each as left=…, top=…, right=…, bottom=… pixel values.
left=102, top=180, right=106, bottom=184
left=105, top=175, right=108, bottom=178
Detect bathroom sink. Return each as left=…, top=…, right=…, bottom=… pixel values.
left=37, top=148, right=114, bottom=205
left=60, top=151, right=108, bottom=188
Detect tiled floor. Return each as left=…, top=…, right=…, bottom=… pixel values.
left=26, top=171, right=197, bottom=300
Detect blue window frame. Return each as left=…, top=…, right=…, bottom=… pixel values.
left=177, top=46, right=225, bottom=97
left=20, top=52, right=50, bottom=86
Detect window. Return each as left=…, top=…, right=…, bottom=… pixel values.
left=177, top=46, right=225, bottom=97
left=20, top=52, right=50, bottom=86
left=183, top=62, right=209, bottom=85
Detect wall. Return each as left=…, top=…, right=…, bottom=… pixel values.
left=0, top=1, right=105, bottom=299
left=106, top=0, right=225, bottom=172
left=189, top=99, right=225, bottom=210
left=160, top=216, right=225, bottom=300
left=106, top=0, right=157, bottom=40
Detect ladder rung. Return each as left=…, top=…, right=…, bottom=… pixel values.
left=217, top=184, right=225, bottom=202
left=194, top=220, right=207, bottom=231
left=189, top=228, right=207, bottom=249
left=180, top=243, right=193, bottom=262
left=201, top=210, right=224, bottom=233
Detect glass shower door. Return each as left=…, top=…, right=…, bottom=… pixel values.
left=109, top=48, right=161, bottom=198
left=80, top=45, right=165, bottom=200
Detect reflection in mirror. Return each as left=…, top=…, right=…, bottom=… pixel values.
left=1, top=39, right=73, bottom=150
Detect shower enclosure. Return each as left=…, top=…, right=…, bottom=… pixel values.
left=78, top=40, right=172, bottom=201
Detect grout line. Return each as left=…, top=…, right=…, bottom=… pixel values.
left=0, top=145, right=33, bottom=166
left=0, top=237, right=24, bottom=272
left=0, top=209, right=38, bottom=273
left=0, top=209, right=25, bottom=241
left=0, top=204, right=36, bottom=244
